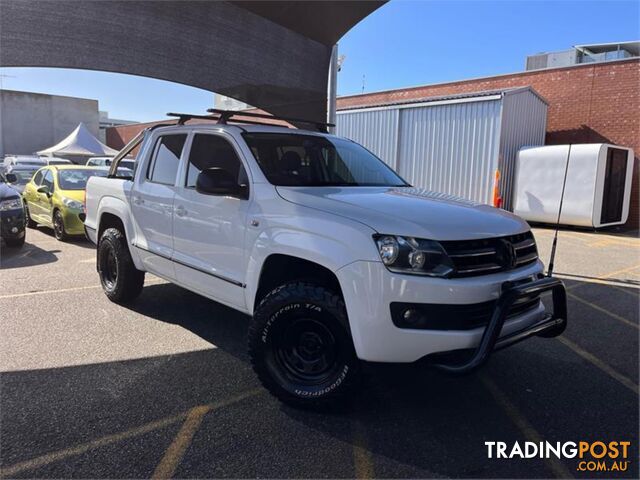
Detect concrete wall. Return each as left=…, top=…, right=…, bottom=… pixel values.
left=0, top=90, right=99, bottom=157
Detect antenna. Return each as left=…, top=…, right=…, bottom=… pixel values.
left=547, top=144, right=572, bottom=277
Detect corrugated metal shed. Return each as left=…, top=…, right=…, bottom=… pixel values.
left=336, top=87, right=548, bottom=209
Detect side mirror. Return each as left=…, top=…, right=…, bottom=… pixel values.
left=37, top=185, right=50, bottom=196
left=196, top=168, right=248, bottom=199
left=5, top=173, right=17, bottom=183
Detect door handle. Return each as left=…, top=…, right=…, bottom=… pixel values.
left=133, top=196, right=144, bottom=205
left=175, top=205, right=187, bottom=217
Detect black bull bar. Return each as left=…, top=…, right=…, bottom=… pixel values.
left=433, top=276, right=567, bottom=374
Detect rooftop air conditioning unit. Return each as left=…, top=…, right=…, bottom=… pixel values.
left=513, top=144, right=635, bottom=228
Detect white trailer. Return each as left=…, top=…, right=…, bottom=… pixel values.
left=513, top=144, right=635, bottom=228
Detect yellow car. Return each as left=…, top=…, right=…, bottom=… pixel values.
left=22, top=165, right=109, bottom=241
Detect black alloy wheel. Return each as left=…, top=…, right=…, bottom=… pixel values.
left=100, top=246, right=119, bottom=291
left=273, top=317, right=341, bottom=385
left=53, top=210, right=67, bottom=241
left=24, top=203, right=37, bottom=228
left=97, top=228, right=145, bottom=304
left=248, top=282, right=361, bottom=409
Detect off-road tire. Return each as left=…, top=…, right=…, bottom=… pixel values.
left=24, top=203, right=37, bottom=228
left=97, top=227, right=145, bottom=304
left=248, top=282, right=361, bottom=409
left=53, top=210, right=67, bottom=241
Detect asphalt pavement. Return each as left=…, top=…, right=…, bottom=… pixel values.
left=1, top=226, right=638, bottom=479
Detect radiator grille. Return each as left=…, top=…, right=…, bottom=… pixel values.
left=441, top=231, right=538, bottom=278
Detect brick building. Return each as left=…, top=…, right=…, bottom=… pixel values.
left=107, top=57, right=639, bottom=228
left=335, top=58, right=639, bottom=229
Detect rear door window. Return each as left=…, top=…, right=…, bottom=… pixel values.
left=42, top=170, right=54, bottom=192
left=147, top=134, right=187, bottom=185
left=185, top=134, right=248, bottom=188
left=32, top=169, right=44, bottom=186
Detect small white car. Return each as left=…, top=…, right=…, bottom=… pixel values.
left=86, top=156, right=113, bottom=167
left=43, top=157, right=73, bottom=166
left=2, top=155, right=47, bottom=172
left=87, top=156, right=135, bottom=171
left=84, top=112, right=567, bottom=408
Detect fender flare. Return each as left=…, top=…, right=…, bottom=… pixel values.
left=96, top=196, right=144, bottom=270
left=244, top=227, right=375, bottom=315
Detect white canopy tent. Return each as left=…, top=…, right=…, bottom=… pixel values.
left=37, top=123, right=118, bottom=158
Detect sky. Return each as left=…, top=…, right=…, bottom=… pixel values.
left=1, top=0, right=638, bottom=123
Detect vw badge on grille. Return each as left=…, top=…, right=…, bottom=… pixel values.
left=497, top=239, right=518, bottom=268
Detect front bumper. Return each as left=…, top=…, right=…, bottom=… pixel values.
left=0, top=209, right=26, bottom=240
left=336, top=260, right=566, bottom=363
left=431, top=276, right=566, bottom=373
left=60, top=208, right=86, bottom=235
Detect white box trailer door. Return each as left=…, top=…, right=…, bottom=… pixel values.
left=513, top=144, right=634, bottom=228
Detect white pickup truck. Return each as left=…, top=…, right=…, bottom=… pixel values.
left=84, top=111, right=567, bottom=408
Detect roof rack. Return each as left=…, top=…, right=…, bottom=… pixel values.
left=165, top=109, right=334, bottom=133
left=166, top=112, right=221, bottom=125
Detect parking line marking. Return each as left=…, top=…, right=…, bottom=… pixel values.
left=352, top=419, right=375, bottom=479
left=0, top=284, right=102, bottom=299
left=565, top=278, right=639, bottom=298
left=567, top=291, right=638, bottom=330
left=0, top=389, right=262, bottom=479
left=0, top=412, right=186, bottom=478
left=601, top=263, right=640, bottom=280
left=152, top=405, right=212, bottom=479
left=0, top=279, right=165, bottom=300
left=152, top=389, right=262, bottom=479
left=480, top=375, right=573, bottom=479
left=608, top=283, right=640, bottom=298
left=587, top=238, right=640, bottom=248
left=559, top=275, right=639, bottom=290
left=557, top=337, right=638, bottom=395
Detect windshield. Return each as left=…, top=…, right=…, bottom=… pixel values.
left=242, top=133, right=408, bottom=187
left=57, top=169, right=108, bottom=190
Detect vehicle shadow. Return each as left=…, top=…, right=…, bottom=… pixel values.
left=131, top=282, right=251, bottom=360
left=32, top=226, right=94, bottom=249
left=2, top=280, right=637, bottom=478
left=0, top=241, right=60, bottom=269
left=124, top=279, right=638, bottom=478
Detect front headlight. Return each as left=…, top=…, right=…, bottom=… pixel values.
left=374, top=234, right=454, bottom=277
left=0, top=197, right=23, bottom=212
left=62, top=197, right=84, bottom=210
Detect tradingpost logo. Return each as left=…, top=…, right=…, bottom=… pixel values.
left=485, top=441, right=632, bottom=473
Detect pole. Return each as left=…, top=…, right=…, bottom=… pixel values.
left=547, top=144, right=572, bottom=277
left=327, top=44, right=338, bottom=134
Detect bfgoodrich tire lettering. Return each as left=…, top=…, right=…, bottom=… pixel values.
left=97, top=227, right=145, bottom=304
left=248, top=282, right=361, bottom=409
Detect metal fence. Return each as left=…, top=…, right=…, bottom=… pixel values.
left=336, top=87, right=548, bottom=210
